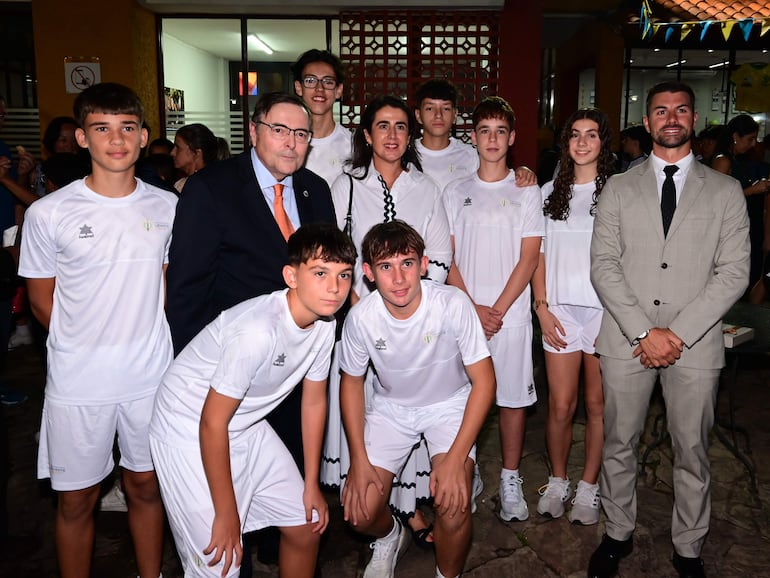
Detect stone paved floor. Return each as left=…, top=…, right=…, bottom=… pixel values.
left=2, top=345, right=768, bottom=577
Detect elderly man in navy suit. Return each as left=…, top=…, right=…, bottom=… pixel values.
left=166, top=91, right=336, bottom=575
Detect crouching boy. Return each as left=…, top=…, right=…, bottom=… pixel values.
left=340, top=221, right=496, bottom=578
left=149, top=223, right=355, bottom=578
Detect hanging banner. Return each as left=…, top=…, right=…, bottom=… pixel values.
left=638, top=2, right=769, bottom=44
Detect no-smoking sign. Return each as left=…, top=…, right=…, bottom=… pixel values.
left=64, top=58, right=101, bottom=93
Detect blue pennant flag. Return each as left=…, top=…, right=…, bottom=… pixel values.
left=738, top=19, right=754, bottom=42
left=700, top=20, right=712, bottom=42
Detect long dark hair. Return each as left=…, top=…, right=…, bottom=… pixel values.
left=347, top=95, right=422, bottom=179
left=543, top=108, right=614, bottom=221
left=713, top=113, right=759, bottom=162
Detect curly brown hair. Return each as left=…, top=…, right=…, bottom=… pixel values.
left=543, top=108, right=615, bottom=221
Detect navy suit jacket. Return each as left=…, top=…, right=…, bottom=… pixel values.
left=166, top=150, right=337, bottom=354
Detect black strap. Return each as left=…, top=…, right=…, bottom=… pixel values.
left=344, top=173, right=353, bottom=238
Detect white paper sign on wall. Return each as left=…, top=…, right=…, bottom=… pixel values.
left=64, top=57, right=101, bottom=94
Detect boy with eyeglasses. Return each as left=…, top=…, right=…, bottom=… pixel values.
left=292, top=49, right=352, bottom=186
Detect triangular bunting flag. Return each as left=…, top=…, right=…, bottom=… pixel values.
left=738, top=19, right=753, bottom=42
left=652, top=23, right=661, bottom=38
left=644, top=19, right=653, bottom=39
left=762, top=20, right=770, bottom=37
left=665, top=25, right=676, bottom=43
left=721, top=20, right=736, bottom=41
left=680, top=23, right=693, bottom=41
left=700, top=20, right=711, bottom=41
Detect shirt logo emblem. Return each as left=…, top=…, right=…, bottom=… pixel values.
left=375, top=338, right=387, bottom=351
left=143, top=219, right=154, bottom=232
left=273, top=353, right=286, bottom=367
left=423, top=332, right=438, bottom=344
left=463, top=197, right=472, bottom=206
left=449, top=163, right=456, bottom=173
left=78, top=224, right=94, bottom=239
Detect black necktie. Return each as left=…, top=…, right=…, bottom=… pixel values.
left=661, top=165, right=679, bottom=237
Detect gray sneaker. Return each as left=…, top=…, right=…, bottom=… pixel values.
left=363, top=516, right=410, bottom=578
left=536, top=476, right=572, bottom=519
left=100, top=482, right=128, bottom=513
left=471, top=462, right=484, bottom=514
left=569, top=480, right=601, bottom=525
left=499, top=472, right=529, bottom=521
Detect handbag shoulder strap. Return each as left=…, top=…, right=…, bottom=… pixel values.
left=344, top=173, right=353, bottom=238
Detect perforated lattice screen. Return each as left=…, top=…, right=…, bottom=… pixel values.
left=338, top=10, right=500, bottom=140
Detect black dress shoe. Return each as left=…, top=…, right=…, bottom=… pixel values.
left=587, top=534, right=633, bottom=578
left=673, top=552, right=706, bottom=578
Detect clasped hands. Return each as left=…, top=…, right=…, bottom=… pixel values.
left=633, top=327, right=683, bottom=368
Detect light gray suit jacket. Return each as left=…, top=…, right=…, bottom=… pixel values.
left=590, top=157, right=750, bottom=369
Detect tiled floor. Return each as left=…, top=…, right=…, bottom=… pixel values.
left=2, top=343, right=768, bottom=577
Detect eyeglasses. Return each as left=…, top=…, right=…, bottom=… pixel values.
left=301, top=75, right=338, bottom=90
left=254, top=121, right=312, bottom=144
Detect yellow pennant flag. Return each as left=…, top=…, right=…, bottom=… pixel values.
left=762, top=20, right=770, bottom=37
left=680, top=23, right=694, bottom=41
left=721, top=20, right=736, bottom=41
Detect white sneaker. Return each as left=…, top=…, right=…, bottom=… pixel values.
left=363, top=516, right=409, bottom=578
left=536, top=476, right=572, bottom=519
left=499, top=472, right=528, bottom=521
left=569, top=480, right=601, bottom=525
left=100, top=482, right=128, bottom=512
left=471, top=462, right=484, bottom=514
left=8, top=327, right=33, bottom=350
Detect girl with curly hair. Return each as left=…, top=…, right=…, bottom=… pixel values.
left=532, top=107, right=615, bottom=525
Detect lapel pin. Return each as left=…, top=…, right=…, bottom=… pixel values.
left=302, top=190, right=309, bottom=198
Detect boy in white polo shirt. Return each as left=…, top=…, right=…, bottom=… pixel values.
left=340, top=220, right=495, bottom=578
left=18, top=82, right=178, bottom=578
left=150, top=223, right=355, bottom=578
left=443, top=96, right=544, bottom=523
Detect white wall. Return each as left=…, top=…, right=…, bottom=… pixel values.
left=162, top=33, right=228, bottom=114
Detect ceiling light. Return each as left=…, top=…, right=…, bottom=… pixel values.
left=709, top=61, right=728, bottom=69
left=666, top=59, right=686, bottom=68
left=248, top=34, right=273, bottom=55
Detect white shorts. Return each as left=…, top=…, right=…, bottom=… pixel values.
left=542, top=304, right=602, bottom=355
left=150, top=421, right=316, bottom=578
left=38, top=395, right=155, bottom=491
left=490, top=325, right=537, bottom=409
left=361, top=384, right=475, bottom=477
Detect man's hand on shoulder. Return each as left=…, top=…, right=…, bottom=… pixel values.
left=633, top=327, right=683, bottom=368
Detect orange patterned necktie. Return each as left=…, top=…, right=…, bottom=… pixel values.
left=272, top=183, right=295, bottom=241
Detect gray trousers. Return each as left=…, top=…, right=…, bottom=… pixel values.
left=600, top=356, right=720, bottom=557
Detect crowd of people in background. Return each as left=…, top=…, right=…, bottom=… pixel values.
left=0, top=45, right=765, bottom=578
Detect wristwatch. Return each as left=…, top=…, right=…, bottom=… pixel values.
left=632, top=329, right=650, bottom=346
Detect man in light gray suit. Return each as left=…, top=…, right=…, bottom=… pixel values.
left=588, top=81, right=750, bottom=578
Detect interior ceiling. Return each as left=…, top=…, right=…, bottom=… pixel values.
left=158, top=1, right=630, bottom=63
